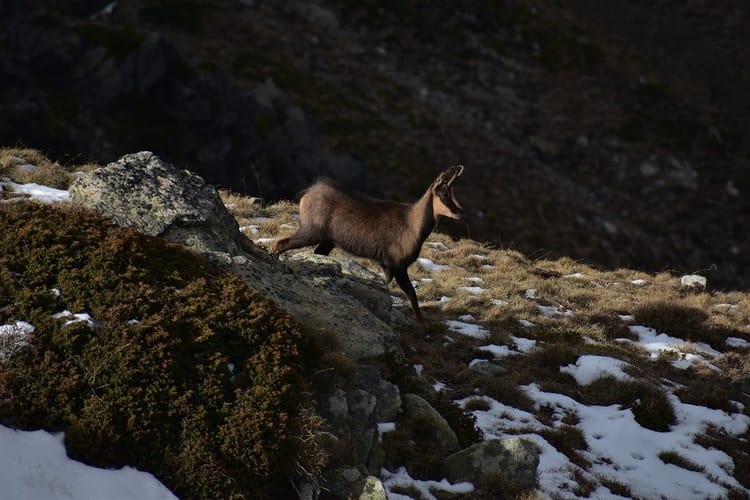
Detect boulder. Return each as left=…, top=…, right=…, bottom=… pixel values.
left=69, top=151, right=247, bottom=255
left=68, top=151, right=404, bottom=492
left=325, top=466, right=387, bottom=500
left=680, top=274, right=707, bottom=290
left=403, top=394, right=460, bottom=455
left=444, top=437, right=540, bottom=490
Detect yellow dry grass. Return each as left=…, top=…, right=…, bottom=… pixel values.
left=0, top=147, right=75, bottom=189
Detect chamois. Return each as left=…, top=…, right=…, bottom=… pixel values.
left=272, top=165, right=464, bottom=321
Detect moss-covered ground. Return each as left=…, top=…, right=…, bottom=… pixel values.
left=0, top=201, right=314, bottom=499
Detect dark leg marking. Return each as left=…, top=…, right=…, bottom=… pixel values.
left=314, top=241, right=335, bottom=255
left=394, top=268, right=424, bottom=321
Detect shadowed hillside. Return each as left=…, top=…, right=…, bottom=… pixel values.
left=1, top=0, right=748, bottom=289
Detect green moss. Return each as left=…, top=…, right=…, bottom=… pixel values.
left=0, top=203, right=309, bottom=498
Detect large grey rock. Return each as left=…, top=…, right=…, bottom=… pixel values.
left=69, top=151, right=246, bottom=255
left=444, top=437, right=540, bottom=490
left=69, top=152, right=399, bottom=361
left=403, top=394, right=460, bottom=454
left=284, top=253, right=394, bottom=323
left=325, top=466, right=387, bottom=500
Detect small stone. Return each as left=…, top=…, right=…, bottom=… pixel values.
left=469, top=359, right=508, bottom=377
left=444, top=438, right=540, bottom=490
left=680, top=274, right=707, bottom=290
left=376, top=379, right=401, bottom=421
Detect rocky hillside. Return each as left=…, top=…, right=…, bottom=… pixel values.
left=1, top=149, right=749, bottom=499
left=1, top=0, right=748, bottom=291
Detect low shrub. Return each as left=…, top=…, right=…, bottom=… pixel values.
left=674, top=377, right=739, bottom=414
left=0, top=203, right=312, bottom=498
left=581, top=376, right=676, bottom=431
left=633, top=301, right=707, bottom=340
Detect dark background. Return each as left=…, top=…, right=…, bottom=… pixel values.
left=2, top=0, right=748, bottom=289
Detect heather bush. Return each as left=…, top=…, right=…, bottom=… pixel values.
left=0, top=203, right=311, bottom=498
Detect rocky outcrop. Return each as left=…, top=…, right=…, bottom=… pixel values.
left=444, top=438, right=540, bottom=490
left=69, top=151, right=397, bottom=360
left=68, top=151, right=400, bottom=498
left=69, top=151, right=246, bottom=255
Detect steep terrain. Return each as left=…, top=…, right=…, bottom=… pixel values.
left=2, top=149, right=749, bottom=499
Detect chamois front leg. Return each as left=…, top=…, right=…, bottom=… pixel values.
left=393, top=268, right=424, bottom=321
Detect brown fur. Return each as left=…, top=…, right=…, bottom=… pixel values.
left=272, top=166, right=464, bottom=321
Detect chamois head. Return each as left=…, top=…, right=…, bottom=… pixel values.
left=431, top=165, right=464, bottom=219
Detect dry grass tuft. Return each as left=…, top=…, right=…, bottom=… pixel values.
left=597, top=474, right=633, bottom=497
left=633, top=301, right=707, bottom=339
left=673, top=377, right=742, bottom=413
left=0, top=147, right=74, bottom=189
left=538, top=425, right=589, bottom=468
left=657, top=450, right=705, bottom=473
left=694, top=427, right=750, bottom=491
left=581, top=377, right=676, bottom=431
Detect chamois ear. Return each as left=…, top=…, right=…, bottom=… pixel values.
left=436, top=165, right=464, bottom=186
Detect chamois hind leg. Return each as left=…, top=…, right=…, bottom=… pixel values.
left=393, top=268, right=424, bottom=321
left=271, top=229, right=319, bottom=255
left=314, top=241, right=335, bottom=255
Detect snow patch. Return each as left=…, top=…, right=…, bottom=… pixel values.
left=2, top=180, right=69, bottom=203
left=0, top=425, right=176, bottom=500
left=417, top=257, right=449, bottom=272
left=726, top=337, right=750, bottom=349
left=445, top=320, right=489, bottom=338
left=382, top=467, right=474, bottom=500
left=560, top=355, right=633, bottom=385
